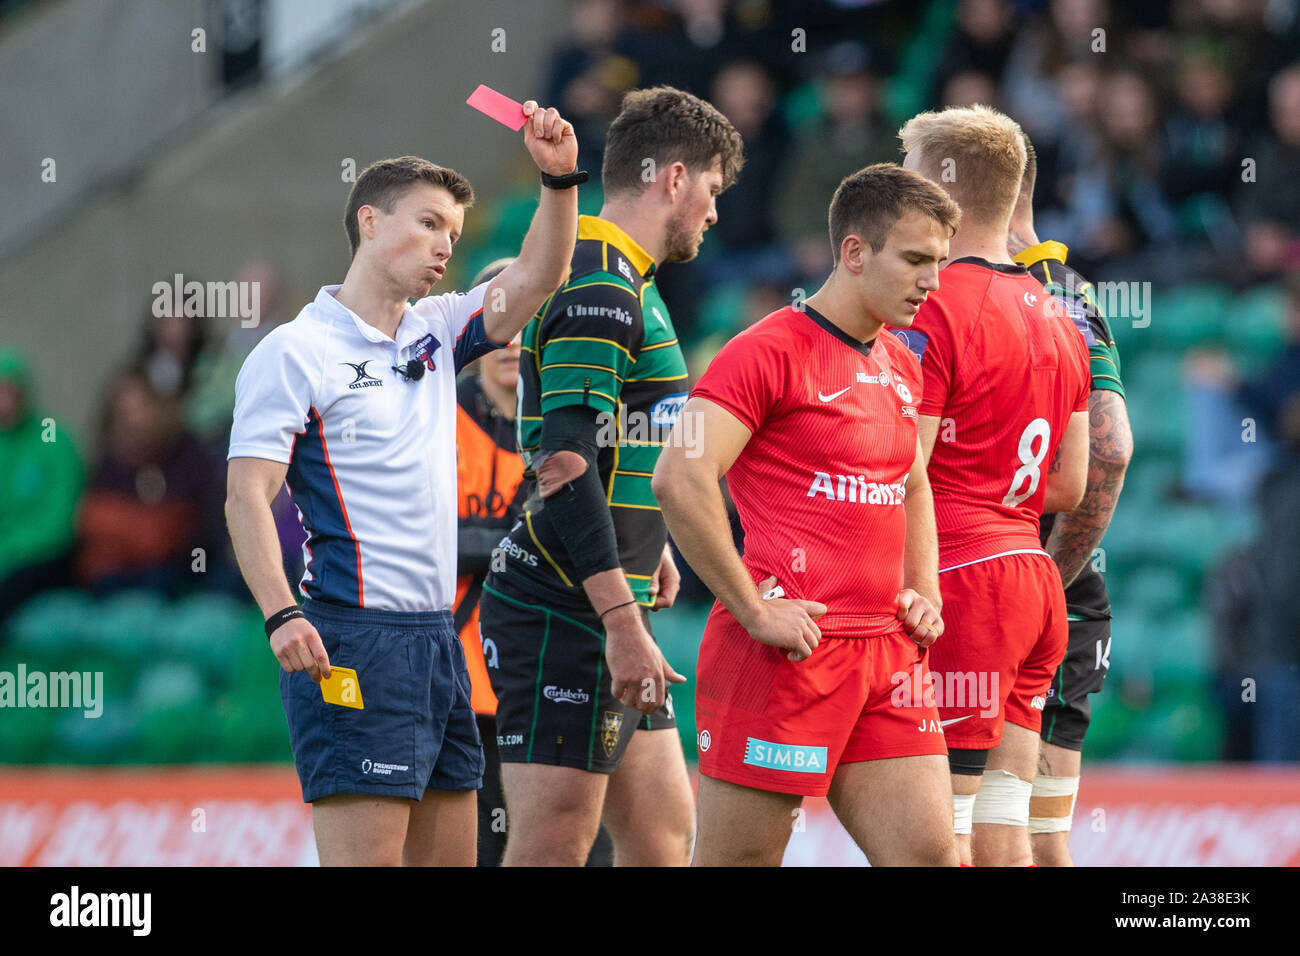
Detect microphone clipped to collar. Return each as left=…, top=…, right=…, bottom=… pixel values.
left=393, top=358, right=426, bottom=382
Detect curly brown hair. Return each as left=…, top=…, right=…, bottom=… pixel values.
left=600, top=86, right=744, bottom=197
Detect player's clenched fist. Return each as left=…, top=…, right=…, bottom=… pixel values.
left=604, top=606, right=686, bottom=714
left=270, top=617, right=332, bottom=682
left=520, top=100, right=578, bottom=175
left=896, top=588, right=944, bottom=649
left=743, top=575, right=827, bottom=663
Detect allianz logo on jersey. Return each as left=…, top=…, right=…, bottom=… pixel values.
left=543, top=685, right=591, bottom=704
left=566, top=303, right=633, bottom=326
left=807, top=471, right=908, bottom=505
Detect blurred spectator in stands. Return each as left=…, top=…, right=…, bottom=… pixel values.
left=1242, top=267, right=1300, bottom=435
left=1246, top=391, right=1300, bottom=760
left=628, top=0, right=796, bottom=97
left=931, top=0, right=1016, bottom=105
left=1210, top=384, right=1300, bottom=762
left=545, top=0, right=639, bottom=177
left=176, top=260, right=298, bottom=593
left=1003, top=0, right=1113, bottom=145
left=1162, top=42, right=1243, bottom=251
left=776, top=40, right=894, bottom=284
left=77, top=371, right=224, bottom=595
left=706, top=59, right=790, bottom=278
left=1181, top=348, right=1275, bottom=510
left=1089, top=69, right=1184, bottom=278
left=211, top=0, right=264, bottom=90
left=1237, top=63, right=1300, bottom=280
left=941, top=69, right=1001, bottom=108
left=137, top=292, right=213, bottom=401
left=1177, top=0, right=1294, bottom=132
left=1206, top=540, right=1263, bottom=761
left=0, top=350, right=83, bottom=623
left=1181, top=268, right=1300, bottom=507
left=186, top=259, right=287, bottom=440
left=1027, top=59, right=1112, bottom=266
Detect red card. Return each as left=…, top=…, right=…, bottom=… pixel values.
left=466, top=84, right=527, bottom=131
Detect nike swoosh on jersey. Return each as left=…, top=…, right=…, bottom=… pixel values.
left=940, top=715, right=973, bottom=727
left=817, top=387, right=851, bottom=402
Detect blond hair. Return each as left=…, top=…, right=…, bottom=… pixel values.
left=898, top=105, right=1027, bottom=227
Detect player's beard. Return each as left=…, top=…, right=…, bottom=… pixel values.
left=662, top=209, right=703, bottom=263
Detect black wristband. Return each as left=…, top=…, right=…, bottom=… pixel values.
left=599, top=599, right=637, bottom=619
left=540, top=169, right=588, bottom=190
left=265, top=605, right=305, bottom=639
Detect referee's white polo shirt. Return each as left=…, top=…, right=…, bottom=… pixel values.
left=229, top=282, right=494, bottom=611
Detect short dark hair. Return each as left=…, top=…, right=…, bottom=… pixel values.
left=828, top=163, right=961, bottom=263
left=600, top=86, right=744, bottom=197
left=344, top=156, right=475, bottom=256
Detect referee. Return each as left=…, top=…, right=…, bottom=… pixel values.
left=225, top=100, right=580, bottom=866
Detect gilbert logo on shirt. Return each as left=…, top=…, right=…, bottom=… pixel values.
left=342, top=360, right=383, bottom=389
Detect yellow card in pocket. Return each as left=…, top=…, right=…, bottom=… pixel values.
left=319, top=667, right=364, bottom=709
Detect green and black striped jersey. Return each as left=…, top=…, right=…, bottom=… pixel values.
left=502, top=214, right=689, bottom=608
left=1015, top=240, right=1125, bottom=399
left=1017, top=240, right=1127, bottom=615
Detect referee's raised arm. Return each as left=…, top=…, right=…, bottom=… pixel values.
left=480, top=101, right=581, bottom=344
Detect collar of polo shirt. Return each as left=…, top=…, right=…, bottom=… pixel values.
left=316, top=285, right=432, bottom=354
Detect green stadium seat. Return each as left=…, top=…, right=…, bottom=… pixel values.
left=1123, top=565, right=1189, bottom=618
left=651, top=602, right=709, bottom=755
left=165, top=593, right=255, bottom=679
left=7, top=589, right=95, bottom=656
left=1148, top=608, right=1210, bottom=673
left=87, top=590, right=166, bottom=659
left=1232, top=285, right=1286, bottom=364
left=0, top=703, right=62, bottom=763
left=133, top=660, right=206, bottom=713
left=1150, top=285, right=1229, bottom=349
left=53, top=706, right=140, bottom=764
left=1125, top=354, right=1187, bottom=455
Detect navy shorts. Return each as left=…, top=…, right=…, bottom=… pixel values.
left=281, top=600, right=484, bottom=802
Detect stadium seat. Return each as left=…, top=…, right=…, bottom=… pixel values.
left=1151, top=285, right=1229, bottom=349
left=165, top=592, right=257, bottom=680
left=651, top=604, right=709, bottom=757
left=1232, top=285, right=1286, bottom=360
left=7, top=589, right=96, bottom=657
left=87, top=590, right=167, bottom=659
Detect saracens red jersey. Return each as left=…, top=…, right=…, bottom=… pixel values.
left=691, top=305, right=924, bottom=639
left=892, top=258, right=1090, bottom=571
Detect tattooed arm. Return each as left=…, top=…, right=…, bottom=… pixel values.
left=1045, top=389, right=1134, bottom=588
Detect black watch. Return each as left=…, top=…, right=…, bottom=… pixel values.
left=540, top=169, right=588, bottom=190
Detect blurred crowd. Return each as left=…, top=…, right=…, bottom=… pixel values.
left=3, top=0, right=1298, bottom=760
left=0, top=260, right=300, bottom=620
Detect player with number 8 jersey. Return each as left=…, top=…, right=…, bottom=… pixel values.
left=900, top=250, right=1089, bottom=757
left=897, top=105, right=1091, bottom=812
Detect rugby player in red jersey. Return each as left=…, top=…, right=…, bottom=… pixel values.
left=654, top=164, right=961, bottom=866
left=897, top=105, right=1091, bottom=866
